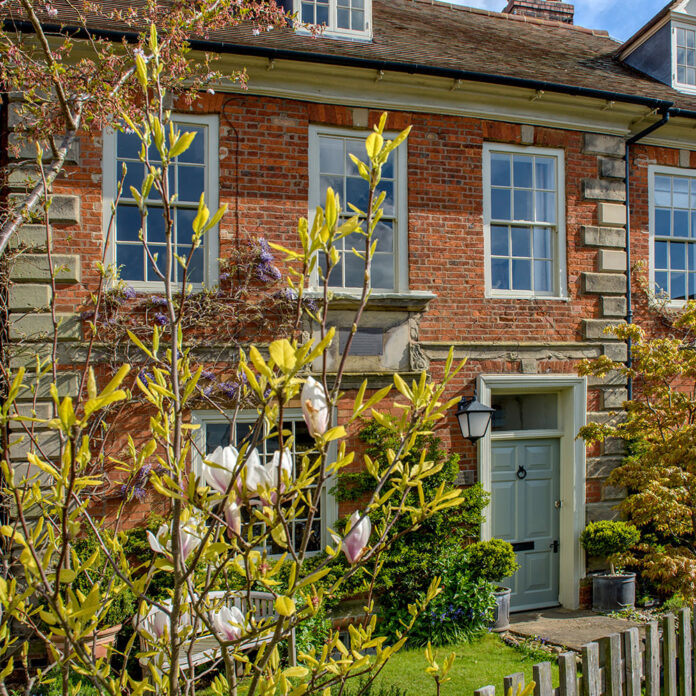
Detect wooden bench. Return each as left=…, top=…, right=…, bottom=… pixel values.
left=137, top=590, right=296, bottom=671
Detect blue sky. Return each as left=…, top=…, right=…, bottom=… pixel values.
left=447, top=0, right=668, bottom=42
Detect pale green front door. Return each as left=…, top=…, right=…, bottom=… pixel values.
left=491, top=438, right=560, bottom=611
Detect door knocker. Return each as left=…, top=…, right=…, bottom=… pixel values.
left=516, top=465, right=527, bottom=480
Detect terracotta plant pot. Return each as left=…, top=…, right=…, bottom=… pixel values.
left=49, top=624, right=122, bottom=661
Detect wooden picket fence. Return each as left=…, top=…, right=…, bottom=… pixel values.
left=474, top=608, right=695, bottom=696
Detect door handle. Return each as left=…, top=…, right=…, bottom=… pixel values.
left=516, top=466, right=527, bottom=480
left=550, top=540, right=559, bottom=553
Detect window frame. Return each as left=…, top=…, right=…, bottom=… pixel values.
left=190, top=408, right=338, bottom=555
left=293, top=0, right=372, bottom=40
left=648, top=163, right=696, bottom=306
left=482, top=142, right=567, bottom=300
left=673, top=19, right=696, bottom=94
left=102, top=113, right=220, bottom=291
left=307, top=124, right=408, bottom=294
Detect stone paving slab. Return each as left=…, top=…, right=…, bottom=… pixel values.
left=508, top=607, right=643, bottom=652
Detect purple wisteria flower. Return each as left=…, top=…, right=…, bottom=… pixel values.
left=201, top=370, right=216, bottom=380
left=255, top=238, right=282, bottom=282
left=154, top=313, right=167, bottom=326
left=122, top=285, right=137, bottom=300
left=150, top=296, right=168, bottom=307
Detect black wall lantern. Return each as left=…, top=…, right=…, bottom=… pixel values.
left=455, top=395, right=495, bottom=443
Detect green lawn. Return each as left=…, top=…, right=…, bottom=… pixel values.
left=199, top=633, right=558, bottom=696
left=367, top=633, right=558, bottom=696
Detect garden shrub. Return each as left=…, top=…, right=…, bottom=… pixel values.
left=465, top=539, right=519, bottom=585
left=580, top=520, right=640, bottom=574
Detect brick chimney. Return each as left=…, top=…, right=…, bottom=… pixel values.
left=502, top=0, right=574, bottom=24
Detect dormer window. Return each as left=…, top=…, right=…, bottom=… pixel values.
left=296, top=0, right=371, bottom=39
left=676, top=26, right=696, bottom=87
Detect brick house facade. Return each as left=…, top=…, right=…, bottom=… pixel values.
left=6, top=0, right=696, bottom=611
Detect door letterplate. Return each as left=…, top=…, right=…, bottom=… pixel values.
left=512, top=541, right=535, bottom=552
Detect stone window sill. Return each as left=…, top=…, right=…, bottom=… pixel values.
left=304, top=290, right=437, bottom=312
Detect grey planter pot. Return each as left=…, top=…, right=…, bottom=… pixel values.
left=492, top=587, right=512, bottom=632
left=592, top=572, right=636, bottom=612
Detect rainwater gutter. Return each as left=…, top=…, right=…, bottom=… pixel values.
left=625, top=109, right=671, bottom=400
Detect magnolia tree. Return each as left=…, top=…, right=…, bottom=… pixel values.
left=579, top=307, right=696, bottom=599
left=0, top=29, right=467, bottom=696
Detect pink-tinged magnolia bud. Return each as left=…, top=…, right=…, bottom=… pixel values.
left=301, top=377, right=329, bottom=438
left=140, top=605, right=169, bottom=639
left=224, top=500, right=241, bottom=537
left=146, top=518, right=202, bottom=562
left=342, top=510, right=371, bottom=565
left=212, top=605, right=246, bottom=642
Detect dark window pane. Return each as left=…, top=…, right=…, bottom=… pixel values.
left=513, top=156, right=533, bottom=188
left=491, top=226, right=508, bottom=256
left=533, top=227, right=551, bottom=259
left=122, top=162, right=145, bottom=199
left=337, top=7, right=350, bottom=27
left=374, top=220, right=393, bottom=252
left=655, top=271, right=669, bottom=295
left=117, top=131, right=142, bottom=159
left=655, top=208, right=671, bottom=235
left=206, top=423, right=231, bottom=453
left=655, top=240, right=668, bottom=269
left=179, top=246, right=204, bottom=283
left=491, top=258, right=509, bottom=289
left=675, top=209, right=690, bottom=238
left=512, top=259, right=532, bottom=290
left=672, top=272, right=687, bottom=300
left=117, top=244, right=143, bottom=281
left=491, top=188, right=511, bottom=220
left=672, top=242, right=687, bottom=270
left=146, top=208, right=167, bottom=245
left=690, top=273, right=696, bottom=300
left=491, top=154, right=511, bottom=187
left=535, top=192, right=555, bottom=224
left=177, top=209, right=196, bottom=246
left=320, top=138, right=344, bottom=175
left=346, top=177, right=370, bottom=211
left=534, top=260, right=552, bottom=293
left=302, top=2, right=314, bottom=22
left=535, top=158, right=555, bottom=190
left=372, top=254, right=394, bottom=289
left=178, top=166, right=205, bottom=203
left=351, top=9, right=364, bottom=29
left=344, top=252, right=363, bottom=288
left=147, top=244, right=168, bottom=281
left=316, top=3, right=328, bottom=24
left=679, top=66, right=687, bottom=83
left=176, top=126, right=205, bottom=164
left=379, top=181, right=394, bottom=216
left=116, top=205, right=143, bottom=242
left=513, top=189, right=533, bottom=221
left=511, top=227, right=531, bottom=257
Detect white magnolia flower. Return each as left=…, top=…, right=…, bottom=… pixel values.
left=146, top=516, right=203, bottom=561
left=301, top=377, right=329, bottom=438
left=211, top=605, right=246, bottom=642
left=246, top=448, right=293, bottom=500
left=202, top=444, right=240, bottom=494
left=224, top=499, right=241, bottom=536
left=140, top=604, right=169, bottom=639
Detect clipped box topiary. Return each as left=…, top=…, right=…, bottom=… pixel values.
left=466, top=539, right=519, bottom=631
left=580, top=520, right=640, bottom=612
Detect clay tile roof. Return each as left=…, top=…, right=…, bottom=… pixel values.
left=9, top=0, right=696, bottom=111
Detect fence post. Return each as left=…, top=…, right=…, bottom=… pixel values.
left=603, top=633, right=622, bottom=696
left=503, top=672, right=524, bottom=696
left=582, top=642, right=600, bottom=696
left=663, top=613, right=678, bottom=696
left=679, top=607, right=693, bottom=696
left=475, top=687, right=496, bottom=696
left=533, top=662, right=553, bottom=696
left=645, top=620, right=660, bottom=696
left=558, top=653, right=577, bottom=696
left=623, top=627, right=641, bottom=696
